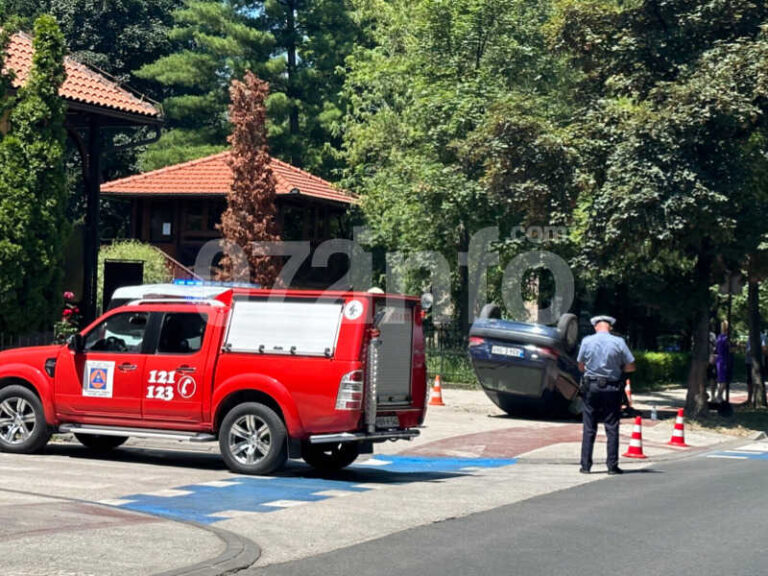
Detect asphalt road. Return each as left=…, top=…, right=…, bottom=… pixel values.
left=252, top=454, right=768, bottom=576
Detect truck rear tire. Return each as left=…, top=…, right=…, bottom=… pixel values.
left=0, top=385, right=50, bottom=454
left=219, top=402, right=287, bottom=475
left=301, top=442, right=360, bottom=471
left=74, top=434, right=128, bottom=452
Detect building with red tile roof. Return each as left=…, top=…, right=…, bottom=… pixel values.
left=102, top=151, right=356, bottom=266
left=3, top=31, right=161, bottom=122
left=101, top=150, right=354, bottom=204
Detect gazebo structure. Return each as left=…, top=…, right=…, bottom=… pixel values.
left=101, top=151, right=356, bottom=274
left=3, top=31, right=163, bottom=322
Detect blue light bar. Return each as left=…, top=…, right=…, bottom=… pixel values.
left=172, top=279, right=261, bottom=289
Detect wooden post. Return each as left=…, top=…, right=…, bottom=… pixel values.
left=82, top=118, right=101, bottom=323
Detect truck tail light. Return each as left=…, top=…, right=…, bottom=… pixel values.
left=336, top=370, right=364, bottom=411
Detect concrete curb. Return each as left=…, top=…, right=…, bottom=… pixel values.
left=0, top=485, right=260, bottom=576
left=155, top=522, right=260, bottom=576
left=515, top=430, right=767, bottom=466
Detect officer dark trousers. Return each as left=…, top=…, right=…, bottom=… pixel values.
left=580, top=383, right=622, bottom=470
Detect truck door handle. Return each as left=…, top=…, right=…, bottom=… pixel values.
left=177, top=365, right=196, bottom=374
left=118, top=363, right=137, bottom=372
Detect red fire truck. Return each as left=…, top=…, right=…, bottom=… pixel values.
left=0, top=288, right=428, bottom=475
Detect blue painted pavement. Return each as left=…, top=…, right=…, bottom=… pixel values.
left=706, top=450, right=768, bottom=461
left=109, top=455, right=516, bottom=524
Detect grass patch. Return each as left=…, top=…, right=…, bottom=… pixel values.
left=689, top=404, right=768, bottom=436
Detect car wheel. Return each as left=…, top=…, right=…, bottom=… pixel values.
left=302, top=442, right=359, bottom=471
left=74, top=434, right=128, bottom=452
left=0, top=385, right=50, bottom=454
left=557, top=313, right=579, bottom=352
left=219, top=402, right=287, bottom=475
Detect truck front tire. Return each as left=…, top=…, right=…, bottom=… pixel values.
left=0, top=385, right=50, bottom=454
left=219, top=402, right=288, bottom=475
left=302, top=442, right=360, bottom=471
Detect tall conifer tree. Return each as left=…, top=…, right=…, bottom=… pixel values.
left=218, top=71, right=281, bottom=286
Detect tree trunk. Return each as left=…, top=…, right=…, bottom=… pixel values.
left=285, top=0, right=300, bottom=165
left=748, top=278, right=767, bottom=408
left=685, top=255, right=712, bottom=417
left=685, top=306, right=710, bottom=416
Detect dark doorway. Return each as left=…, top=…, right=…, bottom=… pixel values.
left=103, top=260, right=144, bottom=311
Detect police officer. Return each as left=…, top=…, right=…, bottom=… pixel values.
left=578, top=315, right=636, bottom=475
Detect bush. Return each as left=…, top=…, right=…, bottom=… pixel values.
left=97, top=241, right=172, bottom=310
left=631, top=352, right=690, bottom=390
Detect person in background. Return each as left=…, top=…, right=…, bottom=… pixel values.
left=578, top=315, right=636, bottom=475
left=713, top=321, right=730, bottom=404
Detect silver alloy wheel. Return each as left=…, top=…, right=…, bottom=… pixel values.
left=228, top=414, right=271, bottom=466
left=0, top=397, right=37, bottom=445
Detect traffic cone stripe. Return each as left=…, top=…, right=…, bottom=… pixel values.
left=622, top=416, right=648, bottom=459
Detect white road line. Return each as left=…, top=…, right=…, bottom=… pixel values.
left=142, top=489, right=194, bottom=498
left=98, top=498, right=136, bottom=506
left=196, top=480, right=241, bottom=488
left=706, top=454, right=748, bottom=460
left=262, top=500, right=308, bottom=508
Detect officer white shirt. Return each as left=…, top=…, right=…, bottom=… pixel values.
left=577, top=332, right=635, bottom=382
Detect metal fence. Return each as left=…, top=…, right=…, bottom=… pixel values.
left=424, top=323, right=477, bottom=385
left=0, top=331, right=55, bottom=352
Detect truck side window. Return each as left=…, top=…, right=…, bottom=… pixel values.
left=84, top=312, right=149, bottom=353
left=157, top=313, right=207, bottom=354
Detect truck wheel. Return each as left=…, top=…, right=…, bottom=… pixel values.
left=219, top=403, right=287, bottom=475
left=74, top=434, right=128, bottom=452
left=0, top=385, right=50, bottom=454
left=302, top=442, right=360, bottom=472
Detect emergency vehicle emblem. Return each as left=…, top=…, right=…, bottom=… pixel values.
left=344, top=300, right=364, bottom=320
left=82, top=361, right=115, bottom=398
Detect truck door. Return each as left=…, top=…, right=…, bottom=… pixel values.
left=54, top=311, right=150, bottom=419
left=141, top=311, right=210, bottom=423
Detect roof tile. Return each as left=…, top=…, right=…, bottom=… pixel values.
left=3, top=31, right=160, bottom=118
left=101, top=151, right=357, bottom=205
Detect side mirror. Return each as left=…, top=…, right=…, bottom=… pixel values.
left=68, top=333, right=85, bottom=354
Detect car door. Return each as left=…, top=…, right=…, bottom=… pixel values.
left=141, top=311, right=210, bottom=423
left=54, top=311, right=150, bottom=419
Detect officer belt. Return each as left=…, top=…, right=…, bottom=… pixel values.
left=585, top=376, right=621, bottom=388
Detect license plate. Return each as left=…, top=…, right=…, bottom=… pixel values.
left=491, top=345, right=525, bottom=359
left=376, top=416, right=400, bottom=429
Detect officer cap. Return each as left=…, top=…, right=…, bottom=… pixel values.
left=590, top=315, right=616, bottom=327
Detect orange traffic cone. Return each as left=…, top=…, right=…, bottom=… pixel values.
left=429, top=375, right=445, bottom=406
left=622, top=416, right=647, bottom=459
left=624, top=378, right=633, bottom=407
left=668, top=408, right=689, bottom=447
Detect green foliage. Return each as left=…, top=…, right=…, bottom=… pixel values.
left=97, top=241, right=173, bottom=310
left=136, top=0, right=274, bottom=171
left=137, top=0, right=359, bottom=177
left=343, top=0, right=574, bottom=320
left=0, top=15, right=69, bottom=336
left=631, top=352, right=691, bottom=390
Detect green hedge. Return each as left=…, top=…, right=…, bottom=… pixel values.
left=631, top=352, right=690, bottom=390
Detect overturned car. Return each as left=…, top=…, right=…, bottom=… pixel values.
left=468, top=305, right=584, bottom=417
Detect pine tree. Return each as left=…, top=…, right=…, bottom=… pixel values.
left=0, top=15, right=69, bottom=335
left=218, top=71, right=281, bottom=286
left=135, top=0, right=275, bottom=170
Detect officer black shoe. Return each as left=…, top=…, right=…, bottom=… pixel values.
left=579, top=468, right=590, bottom=474
left=607, top=466, right=624, bottom=475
